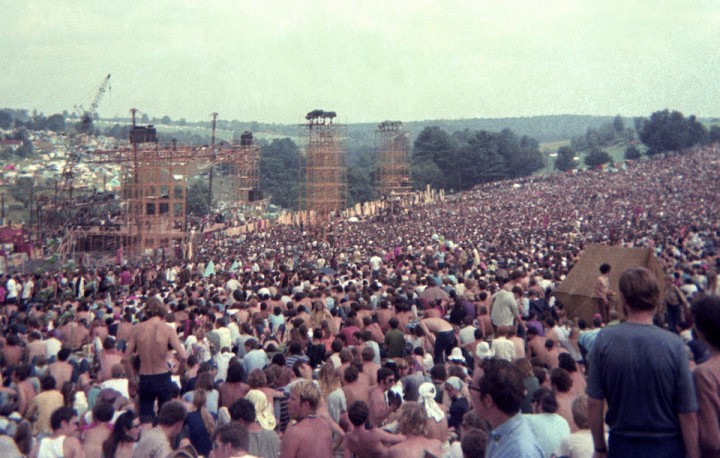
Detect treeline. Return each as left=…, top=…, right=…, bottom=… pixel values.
left=554, top=110, right=720, bottom=171
left=570, top=115, right=635, bottom=152
left=411, top=127, right=545, bottom=191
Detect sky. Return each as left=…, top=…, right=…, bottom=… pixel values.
left=1, top=0, right=719, bottom=125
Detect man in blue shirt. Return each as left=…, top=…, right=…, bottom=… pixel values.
left=469, top=358, right=543, bottom=457
left=587, top=267, right=699, bottom=458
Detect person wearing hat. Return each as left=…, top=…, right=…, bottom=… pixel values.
left=474, top=341, right=495, bottom=368
left=418, top=382, right=449, bottom=443
left=445, top=376, right=469, bottom=431
left=245, top=389, right=276, bottom=431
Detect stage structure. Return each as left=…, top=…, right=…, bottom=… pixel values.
left=50, top=110, right=261, bottom=260
left=375, top=121, right=412, bottom=197
left=301, top=109, right=347, bottom=216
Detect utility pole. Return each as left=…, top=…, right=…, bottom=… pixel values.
left=208, top=112, right=218, bottom=210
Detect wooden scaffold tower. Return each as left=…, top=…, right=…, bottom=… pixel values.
left=301, top=109, right=347, bottom=218
left=73, top=111, right=262, bottom=260
left=376, top=121, right=412, bottom=198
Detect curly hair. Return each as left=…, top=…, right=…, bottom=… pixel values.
left=397, top=402, right=428, bottom=436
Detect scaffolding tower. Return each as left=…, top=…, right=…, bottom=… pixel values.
left=74, top=140, right=260, bottom=258
left=301, top=110, right=347, bottom=215
left=226, top=132, right=261, bottom=204
left=376, top=121, right=412, bottom=197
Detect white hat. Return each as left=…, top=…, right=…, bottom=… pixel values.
left=445, top=376, right=464, bottom=391
left=476, top=341, right=495, bottom=360
left=448, top=347, right=465, bottom=363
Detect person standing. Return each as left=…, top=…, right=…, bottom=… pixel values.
left=592, top=264, right=614, bottom=324
left=587, top=267, right=699, bottom=458
left=124, top=297, right=188, bottom=418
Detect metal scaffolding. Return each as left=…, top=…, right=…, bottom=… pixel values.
left=301, top=110, right=347, bottom=215
left=376, top=121, right=412, bottom=197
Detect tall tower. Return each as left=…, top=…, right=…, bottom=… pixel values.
left=302, top=110, right=347, bottom=215
left=376, top=121, right=412, bottom=197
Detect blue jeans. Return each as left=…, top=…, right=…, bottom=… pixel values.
left=138, top=372, right=174, bottom=418
left=609, top=431, right=685, bottom=458
left=434, top=330, right=456, bottom=364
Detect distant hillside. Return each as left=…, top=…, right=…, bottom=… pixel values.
left=102, top=114, right=617, bottom=145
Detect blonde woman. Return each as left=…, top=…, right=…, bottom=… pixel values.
left=388, top=402, right=443, bottom=458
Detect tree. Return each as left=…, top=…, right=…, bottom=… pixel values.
left=411, top=161, right=444, bottom=191
left=186, top=180, right=210, bottom=216
left=624, top=145, right=641, bottom=160
left=412, top=126, right=457, bottom=190
left=15, top=140, right=34, bottom=158
left=585, top=148, right=612, bottom=167
left=639, top=109, right=707, bottom=155
left=161, top=115, right=172, bottom=125
left=347, top=164, right=375, bottom=206
left=260, top=138, right=300, bottom=209
left=612, top=115, right=624, bottom=133
left=708, top=125, right=720, bottom=145
left=0, top=110, right=12, bottom=129
left=46, top=114, right=66, bottom=132
left=555, top=146, right=577, bottom=171
left=11, top=177, right=34, bottom=208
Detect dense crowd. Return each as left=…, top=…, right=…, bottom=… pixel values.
left=0, top=144, right=719, bottom=457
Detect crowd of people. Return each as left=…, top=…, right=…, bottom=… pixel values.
left=0, top=144, right=719, bottom=457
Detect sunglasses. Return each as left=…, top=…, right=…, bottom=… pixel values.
left=468, top=385, right=482, bottom=393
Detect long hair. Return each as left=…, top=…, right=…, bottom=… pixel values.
left=193, top=388, right=216, bottom=437
left=102, top=410, right=136, bottom=458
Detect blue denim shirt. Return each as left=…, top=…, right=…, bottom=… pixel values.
left=486, top=413, right=544, bottom=458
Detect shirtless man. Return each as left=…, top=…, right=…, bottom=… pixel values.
left=387, top=402, right=443, bottom=458
left=342, top=365, right=370, bottom=407
left=124, top=296, right=187, bottom=418
left=66, top=318, right=91, bottom=351
left=419, top=316, right=456, bottom=364
left=13, top=365, right=36, bottom=417
left=526, top=327, right=548, bottom=363
left=375, top=302, right=394, bottom=333
left=343, top=401, right=405, bottom=458
left=48, top=347, right=74, bottom=388
left=26, top=331, right=47, bottom=364
left=115, top=314, right=134, bottom=348
left=82, top=401, right=114, bottom=458
left=368, top=367, right=396, bottom=427
left=280, top=380, right=333, bottom=458
left=99, top=337, right=124, bottom=382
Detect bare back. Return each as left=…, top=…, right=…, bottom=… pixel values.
left=280, top=417, right=333, bottom=458
left=388, top=436, right=442, bottom=458
left=127, top=318, right=186, bottom=375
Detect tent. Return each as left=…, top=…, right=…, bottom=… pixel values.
left=554, top=244, right=665, bottom=323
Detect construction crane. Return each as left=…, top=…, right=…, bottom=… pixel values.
left=60, top=74, right=111, bottom=205
left=74, top=73, right=111, bottom=135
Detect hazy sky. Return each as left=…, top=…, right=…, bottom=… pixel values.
left=1, top=0, right=718, bottom=124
